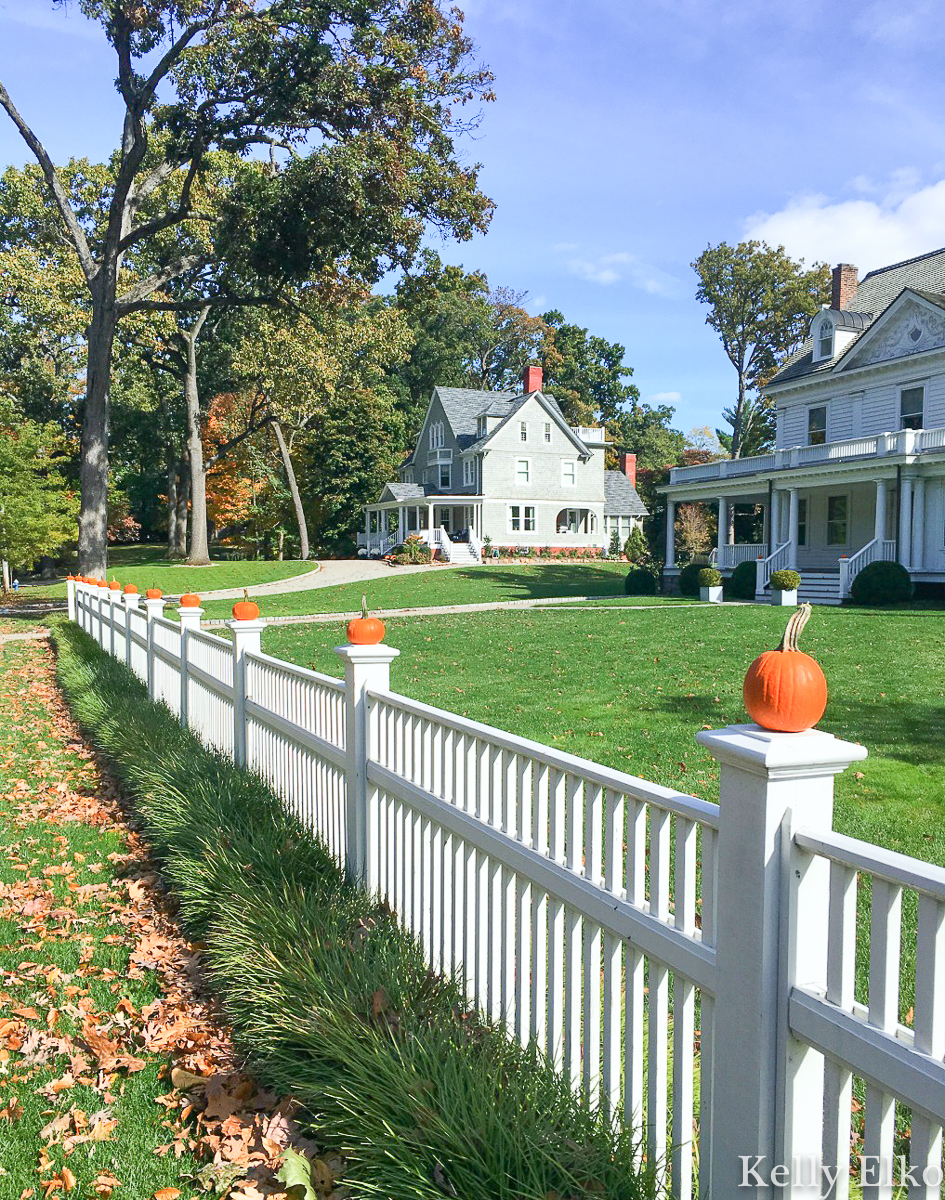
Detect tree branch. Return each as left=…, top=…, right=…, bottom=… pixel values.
left=120, top=293, right=279, bottom=315
left=0, top=80, right=96, bottom=282
left=116, top=255, right=210, bottom=308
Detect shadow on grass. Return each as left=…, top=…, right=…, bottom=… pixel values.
left=462, top=563, right=629, bottom=600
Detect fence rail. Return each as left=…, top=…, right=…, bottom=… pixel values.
left=68, top=579, right=945, bottom=1198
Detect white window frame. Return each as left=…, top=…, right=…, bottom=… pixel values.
left=562, top=459, right=576, bottom=487
left=520, top=420, right=528, bottom=442
left=899, top=383, right=925, bottom=430
left=807, top=404, right=827, bottom=446
left=544, top=422, right=552, bottom=444
left=825, top=492, right=849, bottom=547
left=524, top=506, right=536, bottom=532
left=508, top=504, right=522, bottom=532
left=438, top=463, right=451, bottom=490
left=516, top=457, right=531, bottom=486
left=462, top=457, right=473, bottom=487
left=477, top=415, right=487, bottom=438
left=817, top=319, right=834, bottom=362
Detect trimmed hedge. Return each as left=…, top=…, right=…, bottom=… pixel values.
left=52, top=625, right=654, bottom=1200
left=624, top=566, right=658, bottom=595
left=725, top=560, right=757, bottom=600
left=770, top=569, right=800, bottom=592
left=849, top=560, right=913, bottom=606
left=697, top=567, right=722, bottom=588
left=677, top=561, right=704, bottom=597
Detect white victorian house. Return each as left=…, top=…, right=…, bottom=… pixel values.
left=663, top=249, right=945, bottom=603
left=359, top=365, right=647, bottom=562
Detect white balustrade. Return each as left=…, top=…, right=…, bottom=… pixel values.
left=68, top=579, right=945, bottom=1199
left=468, top=525, right=483, bottom=563
left=839, top=539, right=899, bottom=598
left=717, top=542, right=767, bottom=569
left=755, top=540, right=793, bottom=594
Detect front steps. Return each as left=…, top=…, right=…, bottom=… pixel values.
left=445, top=542, right=479, bottom=565
left=796, top=571, right=842, bottom=606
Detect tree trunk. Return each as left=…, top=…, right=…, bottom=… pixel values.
left=166, top=449, right=179, bottom=557
left=175, top=457, right=190, bottom=557
left=184, top=309, right=211, bottom=565
left=1, top=559, right=10, bottom=592
left=732, top=371, right=745, bottom=459
left=78, top=289, right=117, bottom=577
left=272, top=419, right=309, bottom=560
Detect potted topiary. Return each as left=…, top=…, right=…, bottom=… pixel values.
left=770, top=568, right=800, bottom=606
left=698, top=566, right=724, bottom=602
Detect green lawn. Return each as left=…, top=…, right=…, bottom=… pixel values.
left=18, top=544, right=316, bottom=600
left=199, top=561, right=657, bottom=621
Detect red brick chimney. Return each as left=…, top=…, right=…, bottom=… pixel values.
left=618, top=452, right=637, bottom=488
left=523, top=364, right=543, bottom=393
left=831, top=263, right=858, bottom=310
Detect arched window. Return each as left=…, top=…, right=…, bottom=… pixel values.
left=818, top=319, right=834, bottom=361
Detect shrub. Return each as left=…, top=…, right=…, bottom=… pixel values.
left=677, top=561, right=704, bottom=597
left=608, top=531, right=621, bottom=557
left=53, top=626, right=655, bottom=1200
left=849, top=559, right=913, bottom=606
left=726, top=559, right=757, bottom=600
left=697, top=567, right=722, bottom=588
left=623, top=527, right=648, bottom=564
left=771, top=569, right=801, bottom=592
left=624, top=566, right=658, bottom=595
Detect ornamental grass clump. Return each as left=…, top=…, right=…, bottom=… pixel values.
left=52, top=623, right=655, bottom=1200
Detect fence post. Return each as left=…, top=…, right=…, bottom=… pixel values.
left=333, top=642, right=400, bottom=887
left=696, top=723, right=867, bottom=1198
left=122, top=588, right=140, bottom=669
left=107, top=585, right=121, bottom=656
left=143, top=596, right=165, bottom=701
left=66, top=576, right=76, bottom=622
left=96, top=583, right=109, bottom=646
left=229, top=614, right=266, bottom=768
left=177, top=602, right=204, bottom=729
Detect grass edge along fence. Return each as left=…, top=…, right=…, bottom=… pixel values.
left=68, top=578, right=945, bottom=1199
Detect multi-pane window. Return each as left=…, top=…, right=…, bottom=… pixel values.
left=428, top=421, right=445, bottom=449
left=808, top=406, right=827, bottom=446
left=438, top=464, right=451, bottom=489
left=826, top=495, right=847, bottom=545
left=520, top=421, right=528, bottom=442
left=900, top=385, right=924, bottom=430
left=516, top=458, right=531, bottom=485
left=477, top=415, right=487, bottom=437
left=797, top=498, right=808, bottom=547
left=544, top=422, right=552, bottom=444
left=524, top=506, right=535, bottom=532
left=562, top=460, right=576, bottom=486
left=509, top=505, right=522, bottom=531
left=462, top=457, right=474, bottom=487
left=818, top=321, right=834, bottom=360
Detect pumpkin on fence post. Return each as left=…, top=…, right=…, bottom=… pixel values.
left=145, top=588, right=162, bottom=600
left=743, top=602, right=828, bottom=733
left=346, top=596, right=385, bottom=645
left=232, top=589, right=260, bottom=621
left=109, top=579, right=121, bottom=591
left=123, top=584, right=138, bottom=594
left=179, top=593, right=201, bottom=608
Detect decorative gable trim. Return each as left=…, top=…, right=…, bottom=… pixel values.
left=832, top=289, right=945, bottom=374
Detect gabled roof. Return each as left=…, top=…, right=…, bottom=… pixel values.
left=604, top=471, right=648, bottom=517
left=431, top=385, right=581, bottom=453
left=378, top=482, right=428, bottom=502
left=768, top=247, right=945, bottom=388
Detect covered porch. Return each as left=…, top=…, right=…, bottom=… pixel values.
left=359, top=494, right=484, bottom=559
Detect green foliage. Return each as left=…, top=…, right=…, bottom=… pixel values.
left=539, top=309, right=639, bottom=427
left=623, top=527, right=649, bottom=565
left=624, top=566, right=658, bottom=595
left=726, top=560, right=757, bottom=600
left=390, top=534, right=432, bottom=565
left=608, top=530, right=621, bottom=558
left=677, top=562, right=705, bottom=597
left=698, top=567, right=722, bottom=588
left=53, top=625, right=655, bottom=1200
left=0, top=399, right=77, bottom=568
left=850, top=560, right=913, bottom=606
left=692, top=240, right=830, bottom=458
left=770, top=569, right=800, bottom=591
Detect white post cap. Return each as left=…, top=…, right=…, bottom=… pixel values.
left=697, top=723, right=867, bottom=779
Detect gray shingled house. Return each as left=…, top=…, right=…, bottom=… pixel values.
left=662, top=248, right=945, bottom=603
left=360, top=365, right=647, bottom=562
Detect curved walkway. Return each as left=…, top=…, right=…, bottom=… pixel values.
left=195, top=558, right=451, bottom=601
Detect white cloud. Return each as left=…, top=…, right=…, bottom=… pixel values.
left=648, top=391, right=682, bottom=404
left=525, top=293, right=548, bottom=312
left=744, top=175, right=945, bottom=272
left=562, top=249, right=684, bottom=297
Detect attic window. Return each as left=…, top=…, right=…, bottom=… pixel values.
left=477, top=415, right=487, bottom=438
left=818, top=320, right=834, bottom=360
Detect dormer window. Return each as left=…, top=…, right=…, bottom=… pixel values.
left=477, top=415, right=487, bottom=438
left=817, top=319, right=834, bottom=361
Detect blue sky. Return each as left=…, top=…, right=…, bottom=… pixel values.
left=2, top=0, right=945, bottom=437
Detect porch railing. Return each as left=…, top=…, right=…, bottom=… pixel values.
left=755, top=540, right=793, bottom=595
left=839, top=538, right=897, bottom=598
left=468, top=525, right=483, bottom=563
left=359, top=531, right=397, bottom=557
left=713, top=542, right=767, bottom=570
left=69, top=578, right=945, bottom=1199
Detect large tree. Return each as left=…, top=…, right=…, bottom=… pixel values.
left=0, top=1, right=493, bottom=576
left=692, top=240, right=829, bottom=457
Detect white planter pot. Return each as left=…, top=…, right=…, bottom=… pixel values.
left=772, top=588, right=798, bottom=606
left=700, top=585, right=724, bottom=603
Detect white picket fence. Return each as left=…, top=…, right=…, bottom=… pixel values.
left=70, top=580, right=945, bottom=1199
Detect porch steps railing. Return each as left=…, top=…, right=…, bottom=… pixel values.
left=711, top=542, right=767, bottom=570
left=467, top=525, right=483, bottom=563
left=755, top=540, right=793, bottom=595
left=838, top=538, right=897, bottom=598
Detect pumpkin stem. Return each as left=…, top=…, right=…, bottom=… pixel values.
left=361, top=594, right=368, bottom=619
left=243, top=588, right=248, bottom=601
left=778, top=602, right=812, bottom=652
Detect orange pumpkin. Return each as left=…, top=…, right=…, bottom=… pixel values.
left=123, top=584, right=138, bottom=594
left=179, top=593, right=201, bottom=607
left=743, top=604, right=827, bottom=733
left=346, top=596, right=385, bottom=645
left=146, top=588, right=163, bottom=600
left=109, top=579, right=121, bottom=591
left=232, top=591, right=260, bottom=621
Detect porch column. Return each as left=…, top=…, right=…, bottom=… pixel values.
left=873, top=479, right=887, bottom=545
left=912, top=477, right=926, bottom=572
left=365, top=508, right=371, bottom=539
left=899, top=476, right=914, bottom=570
left=787, top=488, right=799, bottom=569
left=665, top=498, right=676, bottom=567
left=770, top=489, right=782, bottom=546
left=427, top=501, right=434, bottom=534
left=717, top=497, right=728, bottom=563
